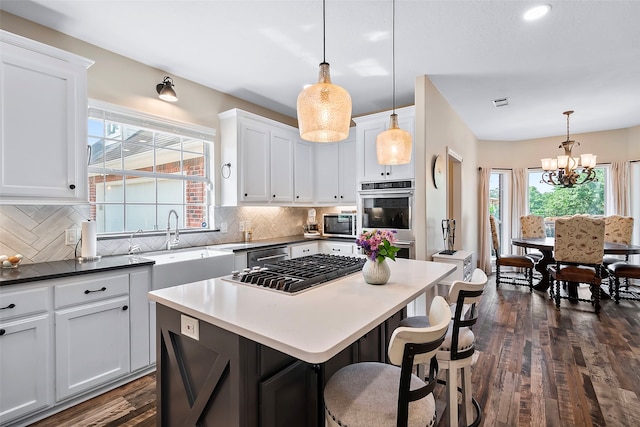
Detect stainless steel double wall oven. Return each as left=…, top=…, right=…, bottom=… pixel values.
left=358, top=180, right=415, bottom=259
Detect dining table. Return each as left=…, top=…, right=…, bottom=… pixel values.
left=511, top=237, right=640, bottom=293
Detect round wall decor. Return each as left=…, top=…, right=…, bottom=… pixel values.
left=433, top=154, right=445, bottom=188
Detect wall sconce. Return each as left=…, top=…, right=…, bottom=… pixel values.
left=156, top=76, right=178, bottom=102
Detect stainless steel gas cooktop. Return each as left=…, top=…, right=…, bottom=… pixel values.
left=221, top=254, right=366, bottom=294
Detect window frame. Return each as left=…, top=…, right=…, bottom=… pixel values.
left=87, top=100, right=216, bottom=235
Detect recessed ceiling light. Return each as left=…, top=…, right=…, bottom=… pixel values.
left=523, top=4, right=551, bottom=21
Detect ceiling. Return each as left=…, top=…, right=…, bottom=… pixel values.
left=2, top=0, right=640, bottom=141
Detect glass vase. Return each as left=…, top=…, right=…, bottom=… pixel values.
left=362, top=258, right=390, bottom=285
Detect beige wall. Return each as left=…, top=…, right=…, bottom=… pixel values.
left=477, top=126, right=639, bottom=169
left=415, top=76, right=480, bottom=261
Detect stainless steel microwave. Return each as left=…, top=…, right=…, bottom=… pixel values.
left=322, top=214, right=357, bottom=238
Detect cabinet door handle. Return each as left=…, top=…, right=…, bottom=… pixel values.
left=84, top=286, right=107, bottom=294
left=0, top=329, right=5, bottom=336
left=296, top=195, right=299, bottom=199
left=380, top=172, right=384, bottom=176
left=340, top=195, right=344, bottom=198
left=0, top=303, right=16, bottom=310
left=334, top=195, right=337, bottom=199
left=273, top=194, right=276, bottom=198
left=122, top=305, right=129, bottom=311
left=244, top=193, right=248, bottom=197
left=69, top=184, right=76, bottom=189
left=386, top=172, right=390, bottom=175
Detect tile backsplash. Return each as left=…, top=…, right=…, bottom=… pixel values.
left=0, top=205, right=353, bottom=264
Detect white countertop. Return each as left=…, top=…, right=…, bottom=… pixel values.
left=148, top=258, right=455, bottom=364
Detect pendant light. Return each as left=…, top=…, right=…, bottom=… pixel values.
left=297, top=0, right=352, bottom=143
left=376, top=0, right=412, bottom=165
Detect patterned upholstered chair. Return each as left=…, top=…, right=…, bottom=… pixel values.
left=603, top=215, right=634, bottom=266
left=548, top=215, right=605, bottom=312
left=490, top=215, right=535, bottom=291
left=520, top=214, right=546, bottom=262
left=324, top=296, right=451, bottom=427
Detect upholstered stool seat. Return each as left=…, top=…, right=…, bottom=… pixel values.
left=324, top=362, right=437, bottom=427
left=324, top=296, right=451, bottom=427
left=607, top=262, right=640, bottom=303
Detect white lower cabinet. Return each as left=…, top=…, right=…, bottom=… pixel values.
left=0, top=267, right=155, bottom=425
left=55, top=296, right=130, bottom=401
left=0, top=314, right=52, bottom=424
left=431, top=250, right=475, bottom=286
left=321, top=241, right=357, bottom=255
left=290, top=242, right=319, bottom=259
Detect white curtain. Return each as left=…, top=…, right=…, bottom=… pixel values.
left=478, top=167, right=492, bottom=273
left=611, top=161, right=630, bottom=215
left=511, top=168, right=527, bottom=255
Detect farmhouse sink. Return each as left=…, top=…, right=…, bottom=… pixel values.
left=142, top=247, right=235, bottom=290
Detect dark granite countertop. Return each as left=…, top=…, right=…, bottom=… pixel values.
left=0, top=255, right=155, bottom=287
left=0, top=235, right=358, bottom=287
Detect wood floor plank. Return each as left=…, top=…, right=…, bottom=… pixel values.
left=33, top=276, right=640, bottom=427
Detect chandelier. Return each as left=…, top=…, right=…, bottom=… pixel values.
left=540, top=110, right=597, bottom=188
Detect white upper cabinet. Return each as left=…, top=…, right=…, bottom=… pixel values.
left=314, top=130, right=357, bottom=205
left=293, top=139, right=314, bottom=204
left=353, top=106, right=415, bottom=182
left=0, top=31, right=93, bottom=204
left=219, top=109, right=296, bottom=205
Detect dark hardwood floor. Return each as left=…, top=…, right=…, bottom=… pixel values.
left=30, top=275, right=640, bottom=427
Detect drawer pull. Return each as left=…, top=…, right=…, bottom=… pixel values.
left=122, top=305, right=129, bottom=311
left=0, top=303, right=16, bottom=310
left=0, top=329, right=5, bottom=336
left=84, top=286, right=107, bottom=294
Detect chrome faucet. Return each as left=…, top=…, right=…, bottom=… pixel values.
left=166, top=210, right=180, bottom=250
left=128, top=228, right=144, bottom=254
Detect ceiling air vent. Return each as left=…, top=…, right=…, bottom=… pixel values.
left=492, top=97, right=509, bottom=108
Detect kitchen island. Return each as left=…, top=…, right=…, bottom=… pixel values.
left=148, top=258, right=455, bottom=427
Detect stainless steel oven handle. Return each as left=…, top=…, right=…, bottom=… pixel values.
left=256, top=253, right=289, bottom=262
left=358, top=189, right=414, bottom=195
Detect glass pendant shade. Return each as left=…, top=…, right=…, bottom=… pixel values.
left=297, top=62, right=352, bottom=142
left=376, top=113, right=412, bottom=165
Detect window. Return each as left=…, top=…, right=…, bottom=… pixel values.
left=489, top=171, right=509, bottom=257
left=88, top=102, right=215, bottom=234
left=528, top=167, right=607, bottom=235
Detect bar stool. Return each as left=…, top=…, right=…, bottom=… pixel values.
left=324, top=296, right=451, bottom=427
left=399, top=268, right=488, bottom=427
left=607, top=262, right=640, bottom=303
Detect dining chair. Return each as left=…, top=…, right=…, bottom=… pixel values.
left=520, top=214, right=546, bottom=262
left=324, top=296, right=451, bottom=427
left=602, top=215, right=634, bottom=266
left=548, top=215, right=605, bottom=312
left=489, top=215, right=535, bottom=291
left=606, top=262, right=640, bottom=304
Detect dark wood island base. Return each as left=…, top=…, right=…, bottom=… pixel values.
left=155, top=304, right=405, bottom=427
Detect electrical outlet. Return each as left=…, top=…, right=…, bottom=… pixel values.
left=180, top=314, right=199, bottom=341
left=65, top=229, right=79, bottom=246
left=239, top=222, right=245, bottom=232
left=220, top=222, right=228, bottom=233
left=245, top=221, right=251, bottom=231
